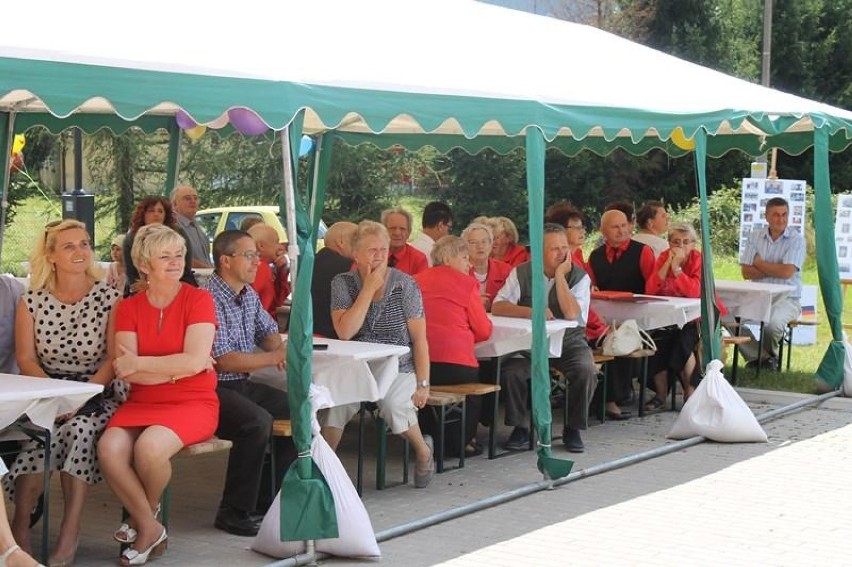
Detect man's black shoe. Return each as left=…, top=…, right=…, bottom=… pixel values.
left=563, top=428, right=585, bottom=453
left=215, top=504, right=261, bottom=536
left=764, top=356, right=780, bottom=370
left=503, top=427, right=530, bottom=451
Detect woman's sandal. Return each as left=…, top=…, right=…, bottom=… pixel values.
left=120, top=529, right=167, bottom=566
left=0, top=544, right=46, bottom=567
left=644, top=396, right=666, bottom=412
left=464, top=440, right=483, bottom=458
left=114, top=504, right=161, bottom=544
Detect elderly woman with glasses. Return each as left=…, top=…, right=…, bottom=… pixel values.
left=462, top=222, right=512, bottom=312
left=320, top=220, right=435, bottom=488
left=414, top=236, right=492, bottom=457
left=99, top=224, right=218, bottom=566
left=4, top=219, right=122, bottom=566
left=644, top=222, right=725, bottom=410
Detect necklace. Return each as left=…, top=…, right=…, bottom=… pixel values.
left=146, top=284, right=180, bottom=334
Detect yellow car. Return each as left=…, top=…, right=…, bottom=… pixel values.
left=195, top=205, right=327, bottom=246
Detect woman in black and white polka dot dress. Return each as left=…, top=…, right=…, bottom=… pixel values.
left=4, top=220, right=122, bottom=566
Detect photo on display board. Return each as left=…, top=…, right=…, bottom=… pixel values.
left=765, top=181, right=783, bottom=194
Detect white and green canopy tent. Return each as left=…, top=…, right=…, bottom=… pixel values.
left=4, top=0, right=852, bottom=543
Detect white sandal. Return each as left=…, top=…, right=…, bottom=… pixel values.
left=0, top=544, right=46, bottom=567
left=114, top=504, right=161, bottom=544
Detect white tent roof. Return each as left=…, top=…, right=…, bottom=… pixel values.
left=2, top=0, right=851, bottom=153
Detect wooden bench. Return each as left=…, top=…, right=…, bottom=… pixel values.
left=779, top=316, right=819, bottom=371
left=430, top=383, right=502, bottom=459
left=425, top=391, right=466, bottom=473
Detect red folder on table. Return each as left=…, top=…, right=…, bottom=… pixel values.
left=591, top=290, right=635, bottom=301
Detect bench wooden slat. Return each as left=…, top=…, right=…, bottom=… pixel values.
left=426, top=392, right=465, bottom=406
left=175, top=437, right=232, bottom=458
left=722, top=336, right=751, bottom=346
left=431, top=383, right=501, bottom=396
left=272, top=419, right=292, bottom=437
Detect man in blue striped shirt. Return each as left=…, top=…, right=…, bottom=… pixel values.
left=738, top=197, right=806, bottom=368
left=207, top=230, right=293, bottom=536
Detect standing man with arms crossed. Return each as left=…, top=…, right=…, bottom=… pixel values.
left=172, top=186, right=213, bottom=268
left=738, top=197, right=805, bottom=369
left=206, top=230, right=295, bottom=536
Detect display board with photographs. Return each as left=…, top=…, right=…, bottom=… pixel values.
left=834, top=194, right=852, bottom=276
left=738, top=178, right=807, bottom=261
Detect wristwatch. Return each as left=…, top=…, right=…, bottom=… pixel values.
left=417, top=380, right=430, bottom=389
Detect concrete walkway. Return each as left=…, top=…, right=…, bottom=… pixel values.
left=12, top=388, right=852, bottom=566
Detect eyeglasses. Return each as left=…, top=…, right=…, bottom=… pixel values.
left=230, top=250, right=261, bottom=261
left=669, top=239, right=694, bottom=245
left=566, top=225, right=585, bottom=231
left=466, top=239, right=491, bottom=247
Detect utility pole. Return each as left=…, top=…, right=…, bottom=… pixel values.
left=761, top=0, right=773, bottom=88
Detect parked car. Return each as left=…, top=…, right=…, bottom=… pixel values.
left=195, top=205, right=327, bottom=246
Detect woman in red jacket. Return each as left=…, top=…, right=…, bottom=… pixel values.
left=462, top=222, right=512, bottom=312
left=644, top=223, right=724, bottom=409
left=415, top=236, right=493, bottom=456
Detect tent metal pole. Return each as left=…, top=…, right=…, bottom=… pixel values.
left=0, top=111, right=18, bottom=264
left=164, top=124, right=182, bottom=194
left=280, top=128, right=299, bottom=294
left=264, top=389, right=840, bottom=567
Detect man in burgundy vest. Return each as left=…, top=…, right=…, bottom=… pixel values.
left=586, top=209, right=655, bottom=415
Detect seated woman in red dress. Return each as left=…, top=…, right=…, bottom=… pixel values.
left=644, top=222, right=726, bottom=410
left=462, top=222, right=512, bottom=312
left=415, top=236, right=493, bottom=456
left=98, top=224, right=218, bottom=566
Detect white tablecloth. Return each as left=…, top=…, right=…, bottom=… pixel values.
left=591, top=295, right=701, bottom=331
left=250, top=337, right=409, bottom=408
left=474, top=315, right=577, bottom=359
left=0, top=374, right=104, bottom=431
left=715, top=280, right=795, bottom=323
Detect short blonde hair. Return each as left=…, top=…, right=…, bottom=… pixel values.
left=131, top=224, right=186, bottom=276
left=30, top=219, right=104, bottom=292
left=352, top=220, right=390, bottom=252
left=461, top=222, right=494, bottom=245
left=431, top=235, right=469, bottom=266
left=493, top=217, right=520, bottom=244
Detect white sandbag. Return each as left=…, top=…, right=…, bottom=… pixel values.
left=841, top=335, right=852, bottom=397
left=667, top=359, right=767, bottom=443
left=252, top=385, right=380, bottom=559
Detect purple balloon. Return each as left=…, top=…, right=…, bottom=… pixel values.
left=175, top=109, right=197, bottom=130
left=228, top=108, right=269, bottom=136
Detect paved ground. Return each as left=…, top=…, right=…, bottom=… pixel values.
left=12, top=388, right=852, bottom=566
